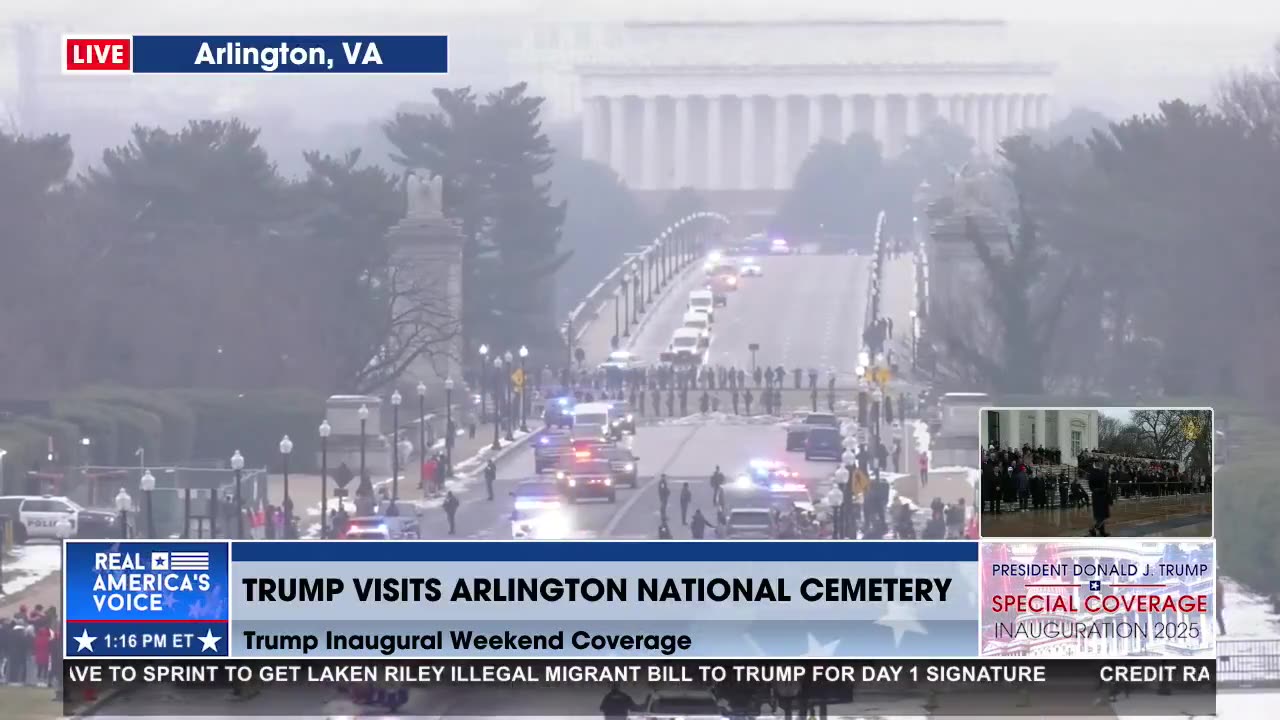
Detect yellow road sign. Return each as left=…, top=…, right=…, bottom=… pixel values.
left=511, top=369, right=525, bottom=388
left=873, top=367, right=891, bottom=386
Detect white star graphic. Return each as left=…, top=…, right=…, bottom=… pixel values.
left=198, top=629, right=221, bottom=652
left=74, top=628, right=97, bottom=652
left=804, top=633, right=840, bottom=657
left=876, top=602, right=927, bottom=648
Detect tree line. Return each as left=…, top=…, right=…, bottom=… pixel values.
left=0, top=82, right=676, bottom=398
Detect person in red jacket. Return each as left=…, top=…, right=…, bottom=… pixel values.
left=33, top=621, right=52, bottom=685
left=421, top=456, right=438, bottom=494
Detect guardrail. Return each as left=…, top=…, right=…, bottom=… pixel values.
left=1219, top=638, right=1280, bottom=688
left=561, top=211, right=732, bottom=364
left=866, top=209, right=887, bottom=330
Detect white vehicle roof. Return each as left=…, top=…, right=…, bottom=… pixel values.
left=688, top=289, right=713, bottom=299
left=573, top=402, right=613, bottom=415
left=672, top=327, right=702, bottom=339
left=683, top=311, right=708, bottom=324
left=606, top=350, right=634, bottom=361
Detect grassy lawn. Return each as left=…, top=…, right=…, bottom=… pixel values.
left=0, top=573, right=62, bottom=617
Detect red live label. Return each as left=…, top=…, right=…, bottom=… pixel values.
left=64, top=36, right=132, bottom=72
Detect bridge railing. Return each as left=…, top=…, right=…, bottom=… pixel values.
left=1219, top=638, right=1280, bottom=687
left=561, top=211, right=731, bottom=361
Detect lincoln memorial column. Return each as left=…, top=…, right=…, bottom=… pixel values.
left=641, top=96, right=658, bottom=190
left=773, top=96, right=790, bottom=190
left=740, top=96, right=757, bottom=190
left=609, top=96, right=626, bottom=178
left=993, top=95, right=1007, bottom=144
left=965, top=95, right=980, bottom=148
left=673, top=95, right=690, bottom=188
left=808, top=95, right=823, bottom=146
left=1037, top=95, right=1050, bottom=129
left=582, top=97, right=600, bottom=162
left=872, top=95, right=888, bottom=153
left=979, top=95, right=994, bottom=156
left=1007, top=94, right=1022, bottom=136
left=1021, top=94, right=1035, bottom=131
left=840, top=96, right=855, bottom=142
left=905, top=94, right=921, bottom=140
left=706, top=94, right=723, bottom=190
left=949, top=95, right=964, bottom=128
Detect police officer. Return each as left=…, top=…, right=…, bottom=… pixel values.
left=679, top=482, right=692, bottom=525
left=442, top=491, right=460, bottom=535
left=808, top=368, right=818, bottom=390
left=810, top=387, right=818, bottom=412
left=753, top=366, right=763, bottom=387
left=679, top=388, right=689, bottom=416
left=652, top=387, right=661, bottom=417
left=710, top=465, right=726, bottom=506
left=483, top=459, right=497, bottom=501
left=600, top=683, right=640, bottom=720
left=743, top=388, right=754, bottom=415
left=699, top=391, right=710, bottom=414
left=666, top=388, right=675, bottom=416
left=793, top=367, right=803, bottom=389
left=657, top=474, right=671, bottom=518
left=731, top=387, right=740, bottom=414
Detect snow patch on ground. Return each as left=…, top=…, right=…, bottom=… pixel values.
left=653, top=412, right=790, bottom=426
left=930, top=465, right=980, bottom=489
left=1, top=544, right=62, bottom=595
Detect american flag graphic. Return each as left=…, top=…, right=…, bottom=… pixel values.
left=167, top=551, right=210, bottom=571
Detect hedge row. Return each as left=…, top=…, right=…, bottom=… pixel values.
left=0, top=386, right=325, bottom=494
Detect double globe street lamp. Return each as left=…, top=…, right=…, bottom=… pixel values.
left=279, top=435, right=294, bottom=538
left=140, top=469, right=156, bottom=538
left=231, top=449, right=245, bottom=539
left=492, top=355, right=504, bottom=451
left=503, top=351, right=515, bottom=442
left=390, top=389, right=403, bottom=513
left=518, top=346, right=529, bottom=433
left=319, top=419, right=331, bottom=538
left=115, top=488, right=133, bottom=539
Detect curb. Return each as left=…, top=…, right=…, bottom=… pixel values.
left=68, top=686, right=127, bottom=718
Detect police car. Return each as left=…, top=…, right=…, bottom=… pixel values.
left=0, top=495, right=119, bottom=544
left=510, top=479, right=571, bottom=539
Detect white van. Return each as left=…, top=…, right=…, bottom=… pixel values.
left=682, top=311, right=711, bottom=346
left=572, top=402, right=614, bottom=438
left=688, top=290, right=715, bottom=322
left=668, top=327, right=706, bottom=364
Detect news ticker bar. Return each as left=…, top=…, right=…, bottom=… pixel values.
left=64, top=658, right=1216, bottom=717
left=63, top=35, right=448, bottom=74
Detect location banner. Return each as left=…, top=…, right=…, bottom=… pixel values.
left=981, top=541, right=1216, bottom=658
left=62, top=658, right=1216, bottom=717
left=63, top=540, right=978, bottom=659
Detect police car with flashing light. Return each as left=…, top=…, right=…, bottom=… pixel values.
left=340, top=515, right=420, bottom=540
left=730, top=459, right=799, bottom=490
left=554, top=459, right=617, bottom=503
left=543, top=395, right=575, bottom=429
left=737, top=256, right=763, bottom=276
left=605, top=399, right=636, bottom=435
left=0, top=495, right=119, bottom=544
left=534, top=432, right=573, bottom=473
left=509, top=479, right=572, bottom=539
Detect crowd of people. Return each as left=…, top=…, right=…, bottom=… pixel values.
left=0, top=604, right=61, bottom=690
left=981, top=444, right=1209, bottom=536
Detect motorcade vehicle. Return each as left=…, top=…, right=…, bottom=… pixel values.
left=737, top=256, right=763, bottom=276
left=769, top=237, right=791, bottom=254
left=571, top=402, right=615, bottom=439
left=731, top=459, right=799, bottom=490
left=716, top=507, right=776, bottom=539
left=641, top=690, right=729, bottom=720
left=509, top=479, right=571, bottom=539
left=784, top=412, right=841, bottom=451
left=543, top=395, right=574, bottom=429
left=707, top=274, right=736, bottom=299
left=682, top=311, right=711, bottom=347
left=804, top=426, right=844, bottom=461
left=598, top=350, right=643, bottom=372
left=687, top=289, right=715, bottom=322
left=662, top=328, right=706, bottom=365
left=605, top=399, right=636, bottom=435
left=341, top=515, right=420, bottom=540
left=554, top=459, right=617, bottom=503
left=0, top=495, right=119, bottom=543
left=534, top=431, right=573, bottom=473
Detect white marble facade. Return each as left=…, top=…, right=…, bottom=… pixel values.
left=551, top=18, right=1055, bottom=191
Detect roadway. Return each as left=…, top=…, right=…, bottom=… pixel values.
left=411, top=251, right=872, bottom=541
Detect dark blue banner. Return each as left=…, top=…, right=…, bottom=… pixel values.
left=131, top=35, right=447, bottom=74
left=64, top=541, right=229, bottom=657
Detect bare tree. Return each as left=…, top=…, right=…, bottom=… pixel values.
left=354, top=261, right=460, bottom=394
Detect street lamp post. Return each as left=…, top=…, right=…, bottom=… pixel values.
left=518, top=346, right=529, bottom=432
left=492, top=356, right=504, bottom=450
left=503, top=351, right=515, bottom=441
left=622, top=275, right=631, bottom=337
left=632, top=268, right=641, bottom=323
left=613, top=293, right=621, bottom=342
left=872, top=389, right=884, bottom=486
left=909, top=309, right=919, bottom=371
left=827, top=478, right=846, bottom=539
left=80, top=437, right=91, bottom=466
left=478, top=344, right=490, bottom=420
left=443, top=378, right=454, bottom=477
left=390, top=390, right=402, bottom=511
left=115, top=488, right=133, bottom=539
left=140, top=469, right=156, bottom=538
left=231, top=450, right=245, bottom=539
left=319, top=420, right=330, bottom=538
left=357, top=404, right=369, bottom=492
left=279, top=435, right=294, bottom=537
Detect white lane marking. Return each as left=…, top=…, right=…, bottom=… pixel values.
left=601, top=423, right=704, bottom=537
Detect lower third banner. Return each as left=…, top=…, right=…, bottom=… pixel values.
left=64, top=658, right=1215, bottom=716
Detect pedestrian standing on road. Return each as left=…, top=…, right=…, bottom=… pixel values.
left=679, top=483, right=692, bottom=525
left=808, top=369, right=818, bottom=390
left=810, top=388, right=818, bottom=412
left=737, top=368, right=746, bottom=387
left=892, top=439, right=902, bottom=473
left=699, top=392, right=709, bottom=414
left=666, top=389, right=675, bottom=416
left=731, top=388, right=740, bottom=414
left=679, top=389, right=689, bottom=416
left=443, top=491, right=460, bottom=535
left=690, top=509, right=710, bottom=539
left=743, top=389, right=754, bottom=415
left=919, top=450, right=929, bottom=487
left=484, top=460, right=497, bottom=501
left=753, top=367, right=762, bottom=387
left=710, top=466, right=726, bottom=506
left=652, top=388, right=662, bottom=417
left=658, top=475, right=671, bottom=518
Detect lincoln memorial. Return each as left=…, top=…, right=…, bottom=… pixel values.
left=572, top=19, right=1055, bottom=195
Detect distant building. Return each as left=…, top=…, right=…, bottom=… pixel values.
left=980, top=409, right=1100, bottom=463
